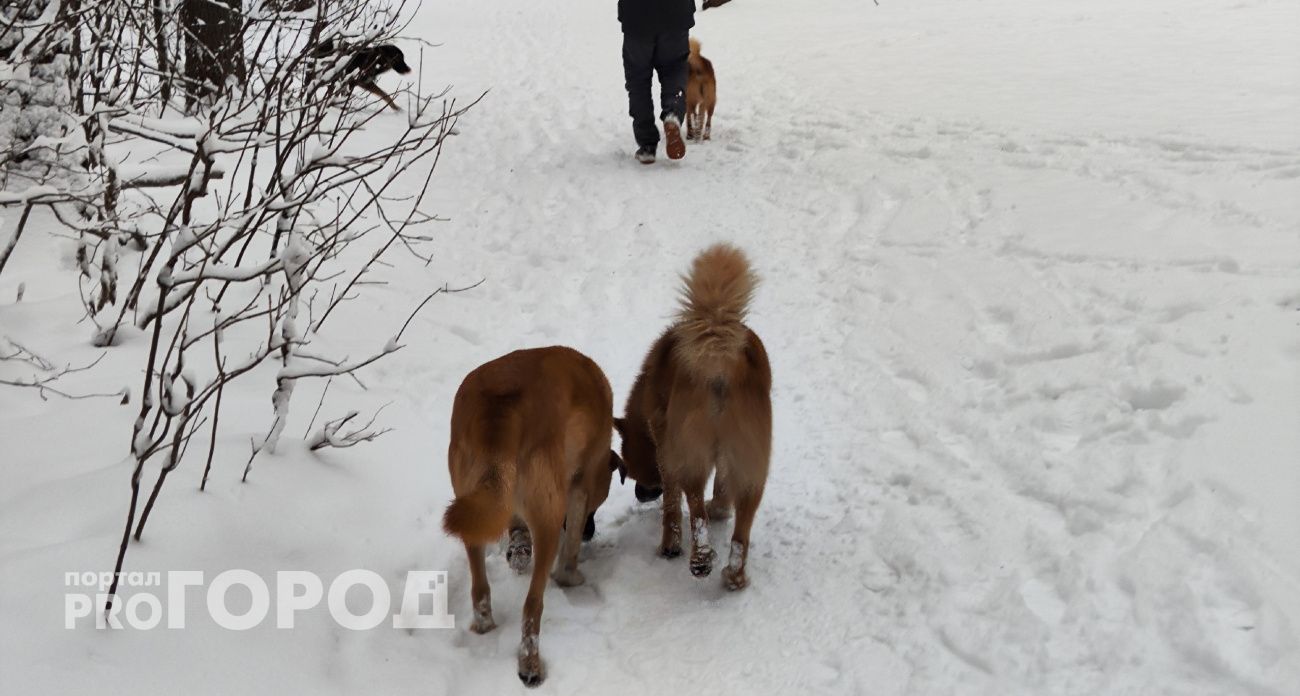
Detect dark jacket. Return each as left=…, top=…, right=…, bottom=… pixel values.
left=618, top=0, right=696, bottom=35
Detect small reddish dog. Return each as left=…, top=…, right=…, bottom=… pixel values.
left=443, top=346, right=622, bottom=687
left=616, top=244, right=772, bottom=590
left=686, top=38, right=717, bottom=141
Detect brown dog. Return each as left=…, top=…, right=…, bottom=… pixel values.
left=311, top=38, right=412, bottom=112
left=615, top=244, right=772, bottom=590
left=442, top=346, right=623, bottom=687
left=686, top=38, right=717, bottom=141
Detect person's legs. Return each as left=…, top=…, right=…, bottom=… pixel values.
left=653, top=30, right=689, bottom=160
left=622, top=33, right=659, bottom=151
left=654, top=31, right=690, bottom=124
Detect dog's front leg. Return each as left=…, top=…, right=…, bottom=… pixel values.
left=658, top=476, right=683, bottom=558
left=506, top=515, right=532, bottom=574
left=551, top=489, right=587, bottom=587
left=706, top=470, right=733, bottom=520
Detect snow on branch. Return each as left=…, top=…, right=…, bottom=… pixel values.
left=307, top=407, right=393, bottom=451
left=119, top=165, right=228, bottom=190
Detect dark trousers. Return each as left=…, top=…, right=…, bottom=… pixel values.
left=622, top=31, right=689, bottom=149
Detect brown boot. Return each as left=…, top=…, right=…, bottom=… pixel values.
left=663, top=115, right=686, bottom=160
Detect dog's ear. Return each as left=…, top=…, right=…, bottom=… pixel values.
left=613, top=417, right=626, bottom=438
left=609, top=450, right=626, bottom=484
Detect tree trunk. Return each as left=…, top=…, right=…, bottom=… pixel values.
left=152, top=0, right=173, bottom=106
left=180, top=0, right=246, bottom=110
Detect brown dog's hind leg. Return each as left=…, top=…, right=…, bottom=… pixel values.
left=658, top=476, right=683, bottom=558
left=518, top=522, right=559, bottom=687
left=683, top=476, right=716, bottom=577
left=465, top=544, right=495, bottom=633
left=551, top=489, right=588, bottom=587
left=722, top=486, right=763, bottom=591
left=704, top=106, right=714, bottom=141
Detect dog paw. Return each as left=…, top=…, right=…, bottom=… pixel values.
left=470, top=614, right=496, bottom=634
left=507, top=541, right=532, bottom=575
left=517, top=650, right=544, bottom=687
left=722, top=565, right=749, bottom=591
left=551, top=567, right=585, bottom=587
left=659, top=543, right=682, bottom=559
left=690, top=547, right=717, bottom=577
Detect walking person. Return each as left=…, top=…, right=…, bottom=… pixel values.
left=618, top=0, right=696, bottom=164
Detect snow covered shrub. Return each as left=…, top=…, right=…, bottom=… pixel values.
left=0, top=0, right=80, bottom=192
left=2, top=0, right=475, bottom=609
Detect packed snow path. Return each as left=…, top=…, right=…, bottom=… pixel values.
left=2, top=0, right=1297, bottom=694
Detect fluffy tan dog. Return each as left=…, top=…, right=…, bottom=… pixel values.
left=616, top=244, right=772, bottom=590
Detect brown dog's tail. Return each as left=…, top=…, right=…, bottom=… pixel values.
left=442, top=476, right=514, bottom=546
left=673, top=243, right=757, bottom=380
left=688, top=37, right=704, bottom=70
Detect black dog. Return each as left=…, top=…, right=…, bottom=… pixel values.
left=312, top=38, right=411, bottom=112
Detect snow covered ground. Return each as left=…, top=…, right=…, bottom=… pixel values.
left=3, top=0, right=1298, bottom=693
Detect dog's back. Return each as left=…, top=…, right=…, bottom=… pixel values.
left=665, top=245, right=770, bottom=478
left=621, top=245, right=770, bottom=483
left=443, top=346, right=614, bottom=544
left=687, top=38, right=715, bottom=84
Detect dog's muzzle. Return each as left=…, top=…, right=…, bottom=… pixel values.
left=634, top=483, right=664, bottom=503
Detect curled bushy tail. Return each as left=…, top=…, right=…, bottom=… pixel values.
left=442, top=479, right=513, bottom=545
left=672, top=243, right=757, bottom=380
left=688, top=38, right=704, bottom=70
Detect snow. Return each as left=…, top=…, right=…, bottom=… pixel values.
left=0, top=184, right=60, bottom=204
left=166, top=257, right=283, bottom=285
left=2, top=0, right=1299, bottom=694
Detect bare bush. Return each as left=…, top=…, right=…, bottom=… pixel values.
left=2, top=0, right=478, bottom=612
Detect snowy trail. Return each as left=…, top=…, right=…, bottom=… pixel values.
left=382, top=0, right=1300, bottom=690
left=3, top=0, right=1299, bottom=693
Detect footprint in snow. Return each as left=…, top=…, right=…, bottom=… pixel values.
left=1120, top=380, right=1185, bottom=411
left=446, top=324, right=482, bottom=346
